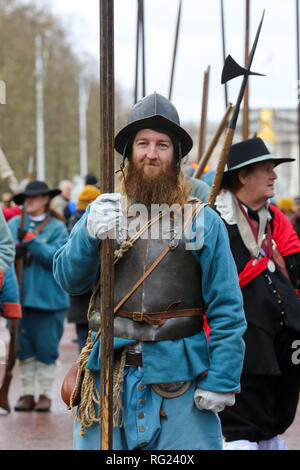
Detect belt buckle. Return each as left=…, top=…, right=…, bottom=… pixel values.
left=132, top=312, right=143, bottom=322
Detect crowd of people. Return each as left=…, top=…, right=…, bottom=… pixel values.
left=0, top=92, right=299, bottom=451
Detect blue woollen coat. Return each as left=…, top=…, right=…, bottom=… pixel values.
left=8, top=213, right=70, bottom=311
left=54, top=202, right=246, bottom=390
left=8, top=213, right=69, bottom=364
left=53, top=199, right=247, bottom=450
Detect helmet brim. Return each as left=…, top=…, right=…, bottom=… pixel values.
left=114, top=114, right=193, bottom=158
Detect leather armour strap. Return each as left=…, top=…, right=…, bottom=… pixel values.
left=116, top=308, right=204, bottom=326
left=33, top=215, right=53, bottom=235
left=125, top=352, right=143, bottom=367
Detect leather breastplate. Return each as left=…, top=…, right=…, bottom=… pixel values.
left=89, top=205, right=204, bottom=341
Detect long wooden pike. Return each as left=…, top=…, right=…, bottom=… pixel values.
left=99, top=0, right=115, bottom=450
left=197, top=65, right=210, bottom=164
left=207, top=10, right=265, bottom=208
left=134, top=0, right=146, bottom=103
left=220, top=0, right=228, bottom=108
left=169, top=0, right=182, bottom=101
left=193, top=103, right=233, bottom=179
left=296, top=0, right=300, bottom=194
left=140, top=0, right=146, bottom=98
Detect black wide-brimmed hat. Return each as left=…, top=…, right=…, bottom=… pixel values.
left=222, top=137, right=295, bottom=185
left=114, top=92, right=193, bottom=160
left=13, top=180, right=61, bottom=206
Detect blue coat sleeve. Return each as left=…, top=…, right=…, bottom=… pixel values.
left=0, top=209, right=15, bottom=275
left=192, top=206, right=247, bottom=392
left=25, top=222, right=69, bottom=270
left=53, top=207, right=101, bottom=295
left=189, top=177, right=210, bottom=203
left=0, top=266, right=22, bottom=319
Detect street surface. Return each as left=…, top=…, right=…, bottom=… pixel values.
left=0, top=318, right=299, bottom=451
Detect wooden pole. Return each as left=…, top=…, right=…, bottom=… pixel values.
left=169, top=0, right=182, bottom=100
left=193, top=103, right=233, bottom=179
left=296, top=0, right=300, bottom=194
left=220, top=0, right=228, bottom=108
left=141, top=0, right=146, bottom=98
left=134, top=0, right=140, bottom=104
left=243, top=0, right=250, bottom=140
left=134, top=0, right=146, bottom=103
left=207, top=127, right=235, bottom=208
left=197, top=65, right=210, bottom=163
left=99, top=0, right=115, bottom=451
left=35, top=35, right=46, bottom=181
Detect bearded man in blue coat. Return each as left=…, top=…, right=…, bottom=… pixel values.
left=53, top=93, right=246, bottom=450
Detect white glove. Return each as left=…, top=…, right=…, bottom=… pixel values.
left=194, top=388, right=236, bottom=413
left=86, top=193, right=125, bottom=240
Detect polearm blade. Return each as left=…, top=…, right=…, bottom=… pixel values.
left=207, top=10, right=265, bottom=208
left=99, top=0, right=115, bottom=451
left=243, top=0, right=250, bottom=140
left=228, top=9, right=265, bottom=130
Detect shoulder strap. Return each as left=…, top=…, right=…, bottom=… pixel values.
left=33, top=215, right=53, bottom=236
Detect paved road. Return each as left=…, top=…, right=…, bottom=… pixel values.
left=0, top=318, right=75, bottom=450
left=0, top=319, right=299, bottom=450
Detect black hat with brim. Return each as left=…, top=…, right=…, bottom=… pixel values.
left=13, top=180, right=61, bottom=206
left=114, top=93, right=193, bottom=159
left=222, top=137, right=295, bottom=185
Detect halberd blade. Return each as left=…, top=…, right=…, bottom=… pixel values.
left=221, top=55, right=265, bottom=84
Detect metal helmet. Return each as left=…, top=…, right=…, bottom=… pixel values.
left=114, top=92, right=193, bottom=165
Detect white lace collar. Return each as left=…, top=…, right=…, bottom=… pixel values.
left=215, top=191, right=237, bottom=225
left=215, top=190, right=272, bottom=226
left=29, top=213, right=47, bottom=222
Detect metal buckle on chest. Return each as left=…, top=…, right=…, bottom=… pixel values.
left=169, top=238, right=179, bottom=251
left=132, top=312, right=144, bottom=322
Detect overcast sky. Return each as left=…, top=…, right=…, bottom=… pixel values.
left=21, top=0, right=300, bottom=125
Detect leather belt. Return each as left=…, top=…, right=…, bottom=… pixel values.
left=125, top=352, right=143, bottom=367
left=116, top=308, right=204, bottom=326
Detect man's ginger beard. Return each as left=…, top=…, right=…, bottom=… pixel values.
left=120, top=159, right=191, bottom=207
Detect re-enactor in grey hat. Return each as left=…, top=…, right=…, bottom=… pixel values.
left=53, top=92, right=247, bottom=451
left=115, top=92, right=193, bottom=167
